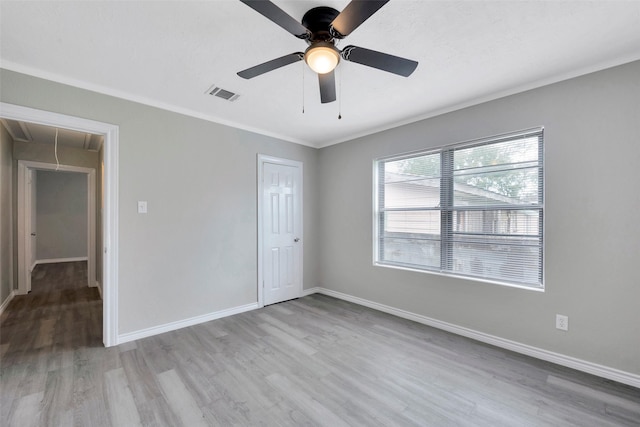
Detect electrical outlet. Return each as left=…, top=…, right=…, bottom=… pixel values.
left=556, top=314, right=569, bottom=331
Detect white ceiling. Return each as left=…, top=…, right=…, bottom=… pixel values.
left=1, top=1, right=639, bottom=148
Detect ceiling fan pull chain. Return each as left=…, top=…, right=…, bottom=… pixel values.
left=302, top=60, right=305, bottom=114
left=338, top=66, right=342, bottom=120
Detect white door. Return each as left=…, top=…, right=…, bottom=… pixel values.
left=261, top=160, right=302, bottom=305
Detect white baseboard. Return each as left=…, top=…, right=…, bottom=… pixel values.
left=117, top=302, right=260, bottom=345
left=302, top=287, right=320, bottom=297
left=305, top=287, right=640, bottom=389
left=92, top=281, right=103, bottom=299
left=0, top=290, right=16, bottom=316
left=35, top=257, right=88, bottom=265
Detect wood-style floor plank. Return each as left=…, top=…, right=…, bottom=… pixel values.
left=157, top=369, right=209, bottom=426
left=1, top=261, right=639, bottom=426
left=7, top=391, right=43, bottom=427
left=104, top=367, right=142, bottom=427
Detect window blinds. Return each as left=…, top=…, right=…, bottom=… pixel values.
left=376, top=128, right=544, bottom=288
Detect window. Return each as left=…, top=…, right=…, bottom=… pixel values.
left=375, top=128, right=544, bottom=289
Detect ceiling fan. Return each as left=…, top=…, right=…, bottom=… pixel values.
left=237, top=0, right=418, bottom=104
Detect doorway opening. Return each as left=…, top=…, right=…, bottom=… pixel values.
left=17, top=161, right=96, bottom=294
left=0, top=102, right=119, bottom=346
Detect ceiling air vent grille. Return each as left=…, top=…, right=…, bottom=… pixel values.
left=205, top=84, right=240, bottom=102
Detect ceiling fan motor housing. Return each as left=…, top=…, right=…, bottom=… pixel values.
left=302, top=7, right=340, bottom=43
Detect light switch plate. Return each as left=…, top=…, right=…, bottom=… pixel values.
left=137, top=201, right=147, bottom=214
left=556, top=314, right=569, bottom=331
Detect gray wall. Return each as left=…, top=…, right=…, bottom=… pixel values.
left=2, top=61, right=638, bottom=376
left=0, top=124, right=14, bottom=306
left=317, top=61, right=640, bottom=375
left=35, top=170, right=88, bottom=261
left=0, top=68, right=320, bottom=334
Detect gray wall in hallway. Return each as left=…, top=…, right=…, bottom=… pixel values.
left=35, top=170, right=88, bottom=261
left=0, top=124, right=14, bottom=306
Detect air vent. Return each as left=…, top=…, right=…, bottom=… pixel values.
left=205, top=84, right=240, bottom=102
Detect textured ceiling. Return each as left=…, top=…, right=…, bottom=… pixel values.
left=1, top=1, right=639, bottom=148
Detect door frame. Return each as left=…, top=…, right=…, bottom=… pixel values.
left=257, top=154, right=303, bottom=307
left=17, top=160, right=96, bottom=293
left=1, top=102, right=119, bottom=347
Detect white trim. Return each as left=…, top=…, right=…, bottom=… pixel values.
left=0, top=290, right=16, bottom=316
left=102, top=116, right=119, bottom=348
left=5, top=56, right=640, bottom=150
left=1, top=102, right=119, bottom=347
left=117, top=302, right=259, bottom=344
left=302, top=287, right=320, bottom=297
left=304, top=287, right=640, bottom=389
left=35, top=257, right=89, bottom=265
left=374, top=263, right=546, bottom=293
left=257, top=154, right=304, bottom=308
left=94, top=281, right=102, bottom=298
left=314, top=55, right=640, bottom=148
left=17, top=161, right=96, bottom=293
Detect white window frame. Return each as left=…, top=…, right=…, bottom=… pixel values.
left=374, top=127, right=544, bottom=291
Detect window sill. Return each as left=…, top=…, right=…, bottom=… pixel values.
left=373, top=262, right=545, bottom=292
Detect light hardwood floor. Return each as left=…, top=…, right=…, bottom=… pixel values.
left=1, top=261, right=639, bottom=426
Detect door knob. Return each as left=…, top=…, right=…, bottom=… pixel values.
left=294, top=238, right=300, bottom=242
left=31, top=233, right=36, bottom=236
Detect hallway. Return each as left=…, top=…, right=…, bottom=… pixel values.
left=0, top=261, right=102, bottom=424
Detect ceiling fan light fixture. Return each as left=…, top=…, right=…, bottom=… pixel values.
left=305, top=42, right=340, bottom=74
left=237, top=1, right=419, bottom=104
